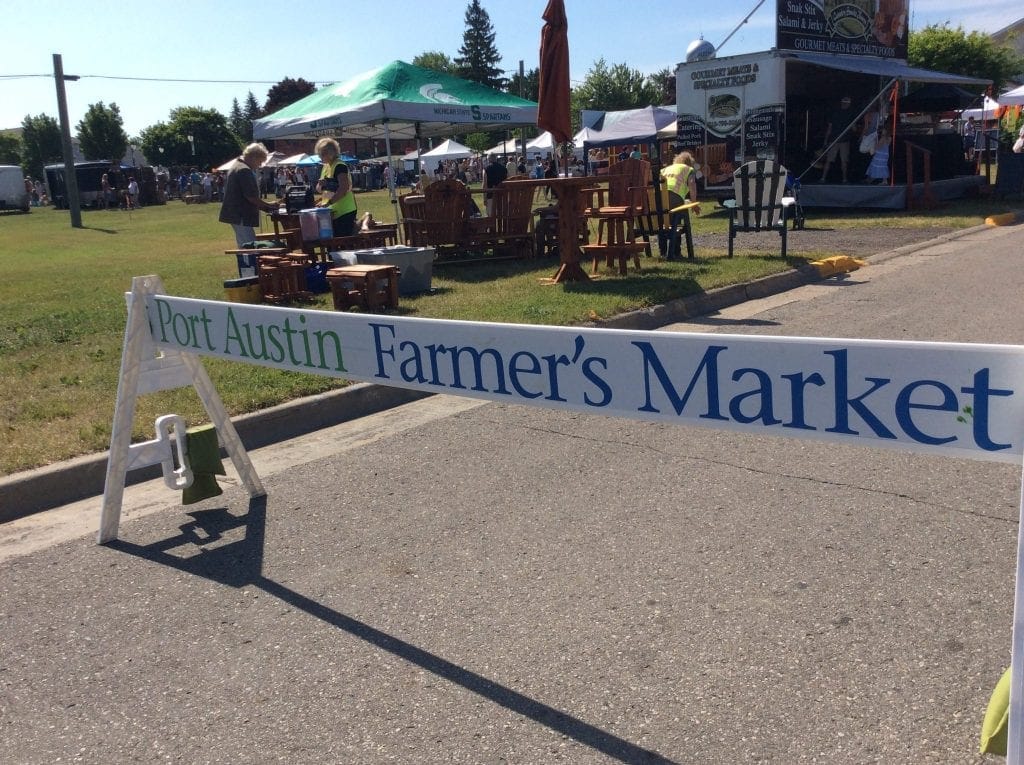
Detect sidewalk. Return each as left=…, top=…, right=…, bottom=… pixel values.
left=0, top=223, right=994, bottom=521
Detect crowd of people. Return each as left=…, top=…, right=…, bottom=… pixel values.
left=22, top=176, right=48, bottom=207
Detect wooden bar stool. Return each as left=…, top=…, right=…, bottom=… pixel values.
left=326, top=265, right=400, bottom=312
left=582, top=215, right=646, bottom=275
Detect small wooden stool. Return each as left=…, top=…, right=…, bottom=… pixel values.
left=258, top=255, right=312, bottom=303
left=326, top=265, right=400, bottom=312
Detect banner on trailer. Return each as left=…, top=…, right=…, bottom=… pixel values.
left=776, top=0, right=909, bottom=60
left=146, top=295, right=1024, bottom=464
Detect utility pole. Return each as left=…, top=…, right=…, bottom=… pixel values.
left=53, top=53, right=81, bottom=228
left=519, top=59, right=526, bottom=163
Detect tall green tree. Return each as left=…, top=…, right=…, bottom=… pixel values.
left=908, top=24, right=1024, bottom=94
left=413, top=51, right=456, bottom=75
left=454, top=0, right=505, bottom=89
left=228, top=98, right=247, bottom=142
left=264, top=77, right=316, bottom=116
left=241, top=92, right=262, bottom=142
left=648, top=68, right=677, bottom=106
left=507, top=67, right=539, bottom=102
left=0, top=133, right=20, bottom=165
left=570, top=59, right=661, bottom=117
left=137, top=107, right=240, bottom=169
left=20, top=114, right=62, bottom=180
left=76, top=101, right=129, bottom=162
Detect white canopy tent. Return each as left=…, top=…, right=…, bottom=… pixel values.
left=420, top=139, right=474, bottom=176
left=484, top=138, right=525, bottom=156
left=525, top=131, right=583, bottom=160
left=278, top=153, right=312, bottom=166
left=1001, top=84, right=1024, bottom=106
left=960, top=95, right=1000, bottom=122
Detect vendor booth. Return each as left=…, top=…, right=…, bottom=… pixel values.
left=254, top=60, right=537, bottom=225
left=420, top=138, right=474, bottom=174
left=673, top=0, right=989, bottom=209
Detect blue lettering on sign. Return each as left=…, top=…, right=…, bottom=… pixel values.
left=631, top=341, right=1014, bottom=454
left=365, top=325, right=1015, bottom=454
left=369, top=323, right=611, bottom=405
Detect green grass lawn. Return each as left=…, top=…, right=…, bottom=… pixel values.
left=0, top=189, right=1007, bottom=475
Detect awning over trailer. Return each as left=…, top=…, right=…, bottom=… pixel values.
left=783, top=52, right=990, bottom=87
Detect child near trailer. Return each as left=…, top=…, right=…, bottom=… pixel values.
left=866, top=128, right=891, bottom=184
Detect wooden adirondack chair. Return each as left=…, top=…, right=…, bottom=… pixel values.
left=585, top=157, right=653, bottom=257
left=399, top=192, right=427, bottom=246
left=469, top=182, right=536, bottom=258
left=405, top=179, right=471, bottom=256
left=722, top=160, right=796, bottom=258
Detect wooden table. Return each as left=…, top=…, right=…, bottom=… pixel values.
left=503, top=177, right=598, bottom=283
left=268, top=210, right=300, bottom=238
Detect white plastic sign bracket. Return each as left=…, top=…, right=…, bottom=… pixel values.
left=98, top=275, right=264, bottom=544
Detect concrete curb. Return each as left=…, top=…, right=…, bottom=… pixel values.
left=0, top=220, right=1006, bottom=521
left=0, top=384, right=431, bottom=524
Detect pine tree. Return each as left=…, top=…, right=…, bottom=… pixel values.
left=228, top=98, right=247, bottom=141
left=241, top=92, right=261, bottom=142
left=454, top=0, right=505, bottom=89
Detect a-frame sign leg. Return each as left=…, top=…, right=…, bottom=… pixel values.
left=98, top=275, right=264, bottom=544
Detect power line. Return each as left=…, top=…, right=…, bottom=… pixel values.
left=0, top=73, right=333, bottom=86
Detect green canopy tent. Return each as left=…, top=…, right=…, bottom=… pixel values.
left=254, top=60, right=537, bottom=223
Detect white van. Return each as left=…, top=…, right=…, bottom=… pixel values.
left=0, top=165, right=30, bottom=212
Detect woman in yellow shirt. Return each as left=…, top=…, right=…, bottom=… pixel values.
left=315, top=137, right=357, bottom=236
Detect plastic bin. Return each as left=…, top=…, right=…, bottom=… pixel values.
left=224, top=276, right=261, bottom=303
left=299, top=208, right=333, bottom=241
left=304, top=262, right=330, bottom=294
left=355, top=246, right=434, bottom=295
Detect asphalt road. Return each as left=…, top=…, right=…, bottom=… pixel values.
left=2, top=223, right=1023, bottom=764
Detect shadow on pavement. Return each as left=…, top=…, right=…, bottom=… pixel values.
left=107, top=498, right=678, bottom=765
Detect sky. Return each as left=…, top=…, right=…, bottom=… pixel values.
left=2, top=0, right=1020, bottom=139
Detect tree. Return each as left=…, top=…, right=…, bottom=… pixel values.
left=454, top=0, right=505, bottom=89
left=507, top=67, right=539, bottom=102
left=413, top=51, right=456, bottom=75
left=0, top=132, right=20, bottom=166
left=228, top=98, right=247, bottom=142
left=20, top=114, right=62, bottom=181
left=240, top=92, right=262, bottom=143
left=137, top=106, right=240, bottom=169
left=908, top=24, right=1024, bottom=94
left=264, top=77, right=316, bottom=116
left=648, top=68, right=677, bottom=106
left=571, top=59, right=661, bottom=117
left=76, top=102, right=129, bottom=162
left=462, top=131, right=493, bottom=153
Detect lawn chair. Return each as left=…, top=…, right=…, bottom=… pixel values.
left=404, top=179, right=471, bottom=257
left=722, top=160, right=796, bottom=258
left=469, top=182, right=536, bottom=258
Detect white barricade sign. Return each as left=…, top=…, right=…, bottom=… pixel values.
left=147, top=293, right=1024, bottom=463
left=107, top=278, right=1024, bottom=762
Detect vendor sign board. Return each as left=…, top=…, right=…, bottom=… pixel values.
left=675, top=53, right=785, bottom=189
left=776, top=0, right=909, bottom=60
left=146, top=293, right=1024, bottom=464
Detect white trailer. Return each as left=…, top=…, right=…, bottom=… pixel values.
left=0, top=165, right=30, bottom=212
